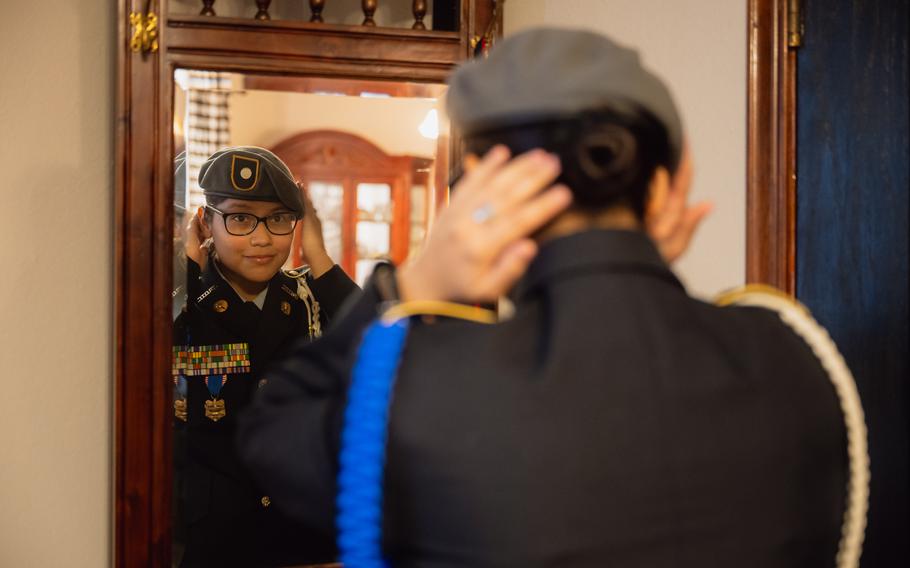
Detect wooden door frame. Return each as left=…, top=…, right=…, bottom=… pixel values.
left=747, top=0, right=798, bottom=293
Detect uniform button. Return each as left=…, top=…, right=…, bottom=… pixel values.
left=213, top=299, right=228, bottom=313
left=261, top=496, right=271, bottom=508
left=258, top=378, right=268, bottom=388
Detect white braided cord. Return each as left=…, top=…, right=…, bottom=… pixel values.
left=716, top=287, right=869, bottom=568
left=294, top=271, right=322, bottom=340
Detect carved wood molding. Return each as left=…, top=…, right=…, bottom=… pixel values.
left=272, top=129, right=417, bottom=270
left=167, top=16, right=463, bottom=83
left=747, top=0, right=797, bottom=293
left=272, top=129, right=413, bottom=171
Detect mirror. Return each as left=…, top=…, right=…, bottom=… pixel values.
left=170, top=70, right=449, bottom=566
left=115, top=2, right=501, bottom=563
left=173, top=71, right=449, bottom=285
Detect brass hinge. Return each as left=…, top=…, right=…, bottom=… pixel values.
left=787, top=0, right=804, bottom=48
left=470, top=0, right=503, bottom=59
left=129, top=10, right=159, bottom=54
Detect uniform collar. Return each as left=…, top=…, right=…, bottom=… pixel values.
left=194, top=259, right=302, bottom=356
left=193, top=259, right=258, bottom=336
left=250, top=286, right=269, bottom=310
left=512, top=229, right=685, bottom=300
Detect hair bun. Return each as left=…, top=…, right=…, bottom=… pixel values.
left=576, top=125, right=638, bottom=185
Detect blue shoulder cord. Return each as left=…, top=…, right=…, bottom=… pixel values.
left=336, top=301, right=495, bottom=567
left=336, top=317, right=411, bottom=568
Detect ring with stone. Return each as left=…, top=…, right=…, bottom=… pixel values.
left=471, top=203, right=495, bottom=224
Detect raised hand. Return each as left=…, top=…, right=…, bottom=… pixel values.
left=398, top=146, right=573, bottom=303
left=185, top=208, right=212, bottom=271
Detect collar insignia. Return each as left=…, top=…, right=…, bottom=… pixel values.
left=196, top=285, right=217, bottom=303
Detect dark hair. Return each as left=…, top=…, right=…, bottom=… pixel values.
left=202, top=195, right=229, bottom=223
left=463, top=104, right=673, bottom=219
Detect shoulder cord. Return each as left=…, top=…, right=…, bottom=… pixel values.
left=336, top=302, right=496, bottom=568
left=715, top=285, right=869, bottom=568
left=294, top=271, right=322, bottom=340
left=213, top=259, right=324, bottom=339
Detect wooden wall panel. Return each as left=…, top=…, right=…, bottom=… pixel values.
left=794, top=0, right=909, bottom=564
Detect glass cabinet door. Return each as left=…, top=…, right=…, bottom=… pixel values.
left=409, top=184, right=428, bottom=262
left=307, top=181, right=345, bottom=265
left=354, top=182, right=393, bottom=286
left=298, top=177, right=422, bottom=284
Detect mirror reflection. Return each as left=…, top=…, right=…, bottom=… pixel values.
left=171, top=71, right=449, bottom=567
left=175, top=71, right=449, bottom=285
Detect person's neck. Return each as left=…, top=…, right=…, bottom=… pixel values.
left=535, top=207, right=641, bottom=243
left=213, top=260, right=268, bottom=301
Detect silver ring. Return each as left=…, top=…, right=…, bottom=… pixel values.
left=471, top=203, right=495, bottom=224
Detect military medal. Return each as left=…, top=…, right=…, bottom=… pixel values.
left=172, top=350, right=190, bottom=421
left=174, top=398, right=188, bottom=421
left=172, top=343, right=251, bottom=422
left=204, top=374, right=228, bottom=421
left=173, top=374, right=188, bottom=421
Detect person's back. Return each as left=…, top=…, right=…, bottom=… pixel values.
left=239, top=27, right=855, bottom=567
left=383, top=229, right=846, bottom=567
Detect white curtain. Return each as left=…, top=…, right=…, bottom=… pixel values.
left=183, top=71, right=232, bottom=211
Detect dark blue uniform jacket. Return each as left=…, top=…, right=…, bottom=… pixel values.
left=174, top=256, right=358, bottom=567
left=239, top=230, right=847, bottom=568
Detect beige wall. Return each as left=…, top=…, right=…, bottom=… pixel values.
left=0, top=1, right=112, bottom=566
left=506, top=0, right=747, bottom=298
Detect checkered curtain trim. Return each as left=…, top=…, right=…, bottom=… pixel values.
left=185, top=71, right=232, bottom=211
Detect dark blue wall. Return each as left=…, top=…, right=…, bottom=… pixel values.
left=796, top=0, right=909, bottom=564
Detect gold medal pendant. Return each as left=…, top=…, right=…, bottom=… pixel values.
left=174, top=398, right=188, bottom=422
left=204, top=398, right=227, bottom=421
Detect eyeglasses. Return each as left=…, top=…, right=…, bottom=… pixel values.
left=206, top=205, right=299, bottom=236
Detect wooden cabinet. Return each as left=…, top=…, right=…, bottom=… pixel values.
left=272, top=130, right=431, bottom=283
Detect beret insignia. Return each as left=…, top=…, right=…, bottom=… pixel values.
left=231, top=155, right=260, bottom=191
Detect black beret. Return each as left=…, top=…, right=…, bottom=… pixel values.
left=447, top=27, right=684, bottom=169
left=198, top=146, right=304, bottom=215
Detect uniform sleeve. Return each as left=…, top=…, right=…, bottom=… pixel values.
left=308, top=264, right=360, bottom=324
left=237, top=279, right=382, bottom=533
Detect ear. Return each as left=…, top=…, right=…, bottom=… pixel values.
left=644, top=166, right=671, bottom=225
left=196, top=206, right=213, bottom=239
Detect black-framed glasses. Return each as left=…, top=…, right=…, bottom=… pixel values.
left=206, top=205, right=299, bottom=236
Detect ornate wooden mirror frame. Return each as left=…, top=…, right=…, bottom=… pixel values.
left=114, top=1, right=502, bottom=564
